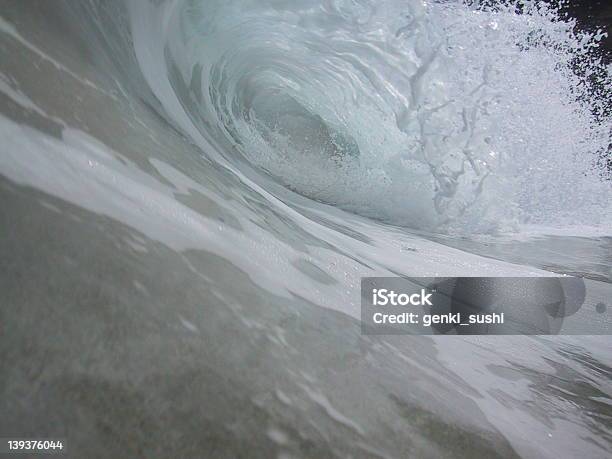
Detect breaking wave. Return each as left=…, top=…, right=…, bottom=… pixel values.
left=2, top=1, right=612, bottom=457
left=126, top=0, right=612, bottom=234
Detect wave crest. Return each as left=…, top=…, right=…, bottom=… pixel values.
left=156, top=0, right=611, bottom=233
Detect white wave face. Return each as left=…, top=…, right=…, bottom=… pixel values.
left=152, top=0, right=612, bottom=234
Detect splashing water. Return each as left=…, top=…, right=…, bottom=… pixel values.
left=153, top=0, right=612, bottom=234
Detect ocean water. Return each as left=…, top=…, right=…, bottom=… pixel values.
left=0, top=0, right=611, bottom=457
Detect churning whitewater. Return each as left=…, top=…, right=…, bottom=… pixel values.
left=0, top=0, right=611, bottom=458
left=139, top=0, right=611, bottom=233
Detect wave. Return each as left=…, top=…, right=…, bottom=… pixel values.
left=1, top=1, right=612, bottom=457
left=118, top=0, right=612, bottom=234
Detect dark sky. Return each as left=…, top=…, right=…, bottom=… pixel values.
left=559, top=0, right=612, bottom=56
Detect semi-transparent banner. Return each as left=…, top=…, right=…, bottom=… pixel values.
left=361, top=277, right=610, bottom=335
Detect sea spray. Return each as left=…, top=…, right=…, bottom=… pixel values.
left=162, top=0, right=611, bottom=233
